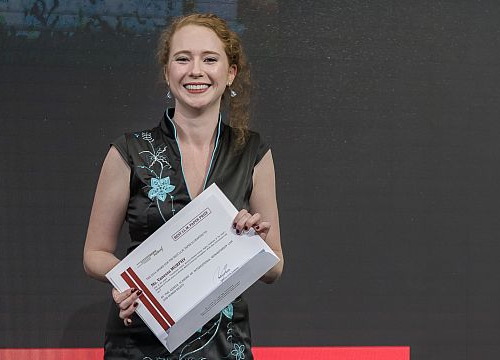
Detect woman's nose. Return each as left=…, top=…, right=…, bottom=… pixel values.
left=190, top=59, right=203, bottom=77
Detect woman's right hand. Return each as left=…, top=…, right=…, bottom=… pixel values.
left=112, top=287, right=142, bottom=326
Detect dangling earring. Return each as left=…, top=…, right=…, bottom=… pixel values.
left=228, top=83, right=237, bottom=98
left=166, top=81, right=172, bottom=99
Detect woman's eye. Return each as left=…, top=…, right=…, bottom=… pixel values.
left=176, top=57, right=189, bottom=62
left=204, top=57, right=217, bottom=63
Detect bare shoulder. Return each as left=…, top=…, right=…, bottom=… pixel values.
left=85, top=146, right=130, bottom=252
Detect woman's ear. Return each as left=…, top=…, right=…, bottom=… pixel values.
left=228, top=64, right=237, bottom=84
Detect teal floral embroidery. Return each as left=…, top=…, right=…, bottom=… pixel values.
left=222, top=303, right=233, bottom=319
left=148, top=177, right=175, bottom=202
left=137, top=132, right=176, bottom=221
left=230, top=343, right=245, bottom=360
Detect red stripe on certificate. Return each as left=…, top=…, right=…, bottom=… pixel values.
left=126, top=267, right=176, bottom=326
left=120, top=270, right=170, bottom=331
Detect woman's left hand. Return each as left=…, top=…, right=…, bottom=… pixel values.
left=233, top=209, right=271, bottom=240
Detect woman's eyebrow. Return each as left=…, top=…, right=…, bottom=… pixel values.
left=171, top=50, right=221, bottom=57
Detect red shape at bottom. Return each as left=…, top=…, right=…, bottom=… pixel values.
left=0, top=346, right=410, bottom=360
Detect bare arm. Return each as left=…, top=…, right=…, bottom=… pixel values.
left=83, top=146, right=130, bottom=282
left=250, top=150, right=284, bottom=283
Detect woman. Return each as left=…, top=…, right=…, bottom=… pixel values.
left=83, top=13, right=283, bottom=360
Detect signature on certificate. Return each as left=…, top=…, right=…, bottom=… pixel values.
left=213, top=264, right=231, bottom=284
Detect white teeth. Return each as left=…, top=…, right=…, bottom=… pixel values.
left=185, top=84, right=209, bottom=90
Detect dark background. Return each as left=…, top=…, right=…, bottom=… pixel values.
left=1, top=1, right=500, bottom=359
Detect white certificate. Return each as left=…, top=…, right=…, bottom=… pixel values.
left=106, top=183, right=279, bottom=352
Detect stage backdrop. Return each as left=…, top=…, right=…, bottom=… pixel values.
left=1, top=1, right=500, bottom=359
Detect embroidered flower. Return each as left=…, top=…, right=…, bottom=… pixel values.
left=231, top=343, right=245, bottom=360
left=148, top=177, right=175, bottom=202
left=222, top=303, right=233, bottom=319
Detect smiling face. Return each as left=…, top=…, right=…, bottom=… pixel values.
left=165, top=24, right=237, bottom=113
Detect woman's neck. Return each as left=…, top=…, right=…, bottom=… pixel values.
left=172, top=105, right=220, bottom=146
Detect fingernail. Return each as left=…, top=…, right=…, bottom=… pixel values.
left=255, top=225, right=260, bottom=230
left=131, top=288, right=137, bottom=293
left=134, top=302, right=139, bottom=307
left=137, top=290, right=143, bottom=296
left=126, top=319, right=132, bottom=325
left=244, top=226, right=248, bottom=231
left=236, top=229, right=240, bottom=235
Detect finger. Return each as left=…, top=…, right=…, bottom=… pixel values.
left=233, top=209, right=249, bottom=228
left=243, top=213, right=261, bottom=231
left=112, top=287, right=122, bottom=303
left=254, top=221, right=270, bottom=233
left=235, top=213, right=252, bottom=233
left=124, top=318, right=133, bottom=326
left=112, top=287, right=137, bottom=304
left=254, top=221, right=271, bottom=241
left=118, top=290, right=143, bottom=310
left=111, top=288, right=136, bottom=303
left=119, top=301, right=140, bottom=319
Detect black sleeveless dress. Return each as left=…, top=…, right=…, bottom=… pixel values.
left=104, top=108, right=269, bottom=360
